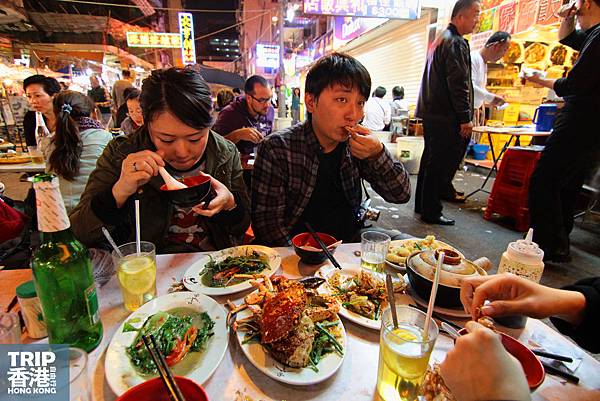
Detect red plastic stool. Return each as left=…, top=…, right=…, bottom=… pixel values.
left=484, top=147, right=542, bottom=232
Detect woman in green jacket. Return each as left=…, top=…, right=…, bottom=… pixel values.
left=70, top=68, right=250, bottom=253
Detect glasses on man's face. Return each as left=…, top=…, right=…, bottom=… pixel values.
left=249, top=93, right=271, bottom=104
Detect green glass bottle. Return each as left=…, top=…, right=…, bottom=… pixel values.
left=31, top=174, right=103, bottom=352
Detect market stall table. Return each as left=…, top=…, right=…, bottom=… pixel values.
left=466, top=125, right=551, bottom=200
left=28, top=244, right=600, bottom=401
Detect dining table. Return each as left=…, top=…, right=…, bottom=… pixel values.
left=0, top=161, right=45, bottom=173
left=26, top=243, right=600, bottom=401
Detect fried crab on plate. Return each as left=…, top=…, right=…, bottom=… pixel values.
left=227, top=275, right=344, bottom=370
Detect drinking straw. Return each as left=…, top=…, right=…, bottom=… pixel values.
left=423, top=251, right=444, bottom=340
left=135, top=199, right=141, bottom=255
left=102, top=227, right=123, bottom=258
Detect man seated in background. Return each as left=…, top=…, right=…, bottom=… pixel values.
left=362, top=86, right=391, bottom=131
left=212, top=75, right=274, bottom=156
left=251, top=53, right=411, bottom=246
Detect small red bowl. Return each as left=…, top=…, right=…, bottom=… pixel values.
left=160, top=174, right=212, bottom=207
left=116, top=376, right=208, bottom=401
left=292, top=232, right=339, bottom=264
left=458, top=328, right=545, bottom=389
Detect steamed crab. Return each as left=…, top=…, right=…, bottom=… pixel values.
left=227, top=275, right=341, bottom=368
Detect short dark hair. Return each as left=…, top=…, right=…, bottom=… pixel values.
left=451, top=0, right=480, bottom=19
left=140, top=67, right=213, bottom=129
left=122, top=70, right=132, bottom=78
left=23, top=75, right=61, bottom=96
left=232, top=87, right=242, bottom=95
left=125, top=87, right=141, bottom=102
left=305, top=53, right=371, bottom=100
left=244, top=75, right=269, bottom=94
left=485, top=31, right=511, bottom=46
left=373, top=86, right=386, bottom=98
left=392, top=86, right=404, bottom=99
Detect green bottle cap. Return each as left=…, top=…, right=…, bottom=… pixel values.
left=16, top=280, right=37, bottom=299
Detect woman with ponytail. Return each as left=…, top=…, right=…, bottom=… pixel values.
left=46, top=91, right=112, bottom=211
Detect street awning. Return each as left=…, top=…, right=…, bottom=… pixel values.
left=195, top=65, right=244, bottom=89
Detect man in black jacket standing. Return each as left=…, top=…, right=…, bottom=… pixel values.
left=415, top=0, right=481, bottom=225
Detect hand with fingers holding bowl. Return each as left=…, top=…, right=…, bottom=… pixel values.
left=70, top=67, right=250, bottom=254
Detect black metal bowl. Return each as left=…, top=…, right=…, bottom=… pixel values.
left=292, top=232, right=338, bottom=265
left=405, top=254, right=463, bottom=308
left=160, top=174, right=212, bottom=208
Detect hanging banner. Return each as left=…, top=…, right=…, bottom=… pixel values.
left=497, top=1, right=518, bottom=34
left=126, top=32, right=181, bottom=48
left=303, top=0, right=421, bottom=20
left=178, top=12, right=196, bottom=65
left=515, top=0, right=539, bottom=34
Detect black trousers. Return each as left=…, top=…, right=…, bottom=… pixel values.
left=415, top=120, right=463, bottom=218
left=529, top=108, right=599, bottom=255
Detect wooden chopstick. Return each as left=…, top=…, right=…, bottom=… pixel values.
left=141, top=334, right=186, bottom=401
left=532, top=349, right=574, bottom=363
left=304, top=222, right=341, bottom=269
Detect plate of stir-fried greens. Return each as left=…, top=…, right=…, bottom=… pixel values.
left=183, top=245, right=281, bottom=295
left=316, top=265, right=412, bottom=330
left=105, top=292, right=228, bottom=396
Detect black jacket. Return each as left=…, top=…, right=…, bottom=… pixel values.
left=416, top=24, right=474, bottom=125
left=550, top=277, right=600, bottom=353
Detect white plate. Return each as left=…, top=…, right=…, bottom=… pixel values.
left=386, top=238, right=464, bottom=272
left=183, top=245, right=281, bottom=296
left=105, top=292, right=229, bottom=396
left=316, top=265, right=413, bottom=330
left=404, top=275, right=470, bottom=318
left=235, top=294, right=347, bottom=385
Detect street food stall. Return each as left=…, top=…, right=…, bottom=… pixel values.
left=469, top=0, right=572, bottom=158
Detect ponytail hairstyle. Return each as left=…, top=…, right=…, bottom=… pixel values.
left=50, top=91, right=94, bottom=181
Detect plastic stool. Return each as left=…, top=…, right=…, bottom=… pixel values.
left=484, top=147, right=542, bottom=232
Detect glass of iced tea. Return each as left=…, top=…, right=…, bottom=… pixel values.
left=377, top=305, right=439, bottom=401
left=27, top=145, right=44, bottom=164
left=112, top=241, right=157, bottom=311
left=361, top=231, right=390, bottom=273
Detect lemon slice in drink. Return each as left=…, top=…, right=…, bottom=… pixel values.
left=118, top=256, right=156, bottom=295
left=391, top=327, right=418, bottom=342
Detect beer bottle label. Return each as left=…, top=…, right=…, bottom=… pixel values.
left=85, top=284, right=100, bottom=326
left=33, top=176, right=70, bottom=232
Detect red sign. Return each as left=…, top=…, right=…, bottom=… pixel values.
left=498, top=1, right=517, bottom=34
left=537, top=0, right=562, bottom=25
left=515, top=0, right=538, bottom=34
left=481, top=0, right=503, bottom=10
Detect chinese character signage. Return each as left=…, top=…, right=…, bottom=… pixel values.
left=515, top=0, right=538, bottom=34
left=537, top=0, right=562, bottom=25
left=498, top=1, right=517, bottom=34
left=303, top=0, right=421, bottom=20
left=126, top=32, right=181, bottom=48
left=333, top=17, right=387, bottom=49
left=1, top=344, right=69, bottom=401
left=179, top=12, right=197, bottom=65
left=256, top=44, right=280, bottom=68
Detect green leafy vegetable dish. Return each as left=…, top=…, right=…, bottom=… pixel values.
left=125, top=308, right=215, bottom=375
left=200, top=250, right=269, bottom=287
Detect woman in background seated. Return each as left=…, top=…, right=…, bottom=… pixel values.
left=120, top=88, right=143, bottom=135
left=45, top=91, right=112, bottom=212
left=70, top=67, right=250, bottom=254
left=23, top=75, right=61, bottom=146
